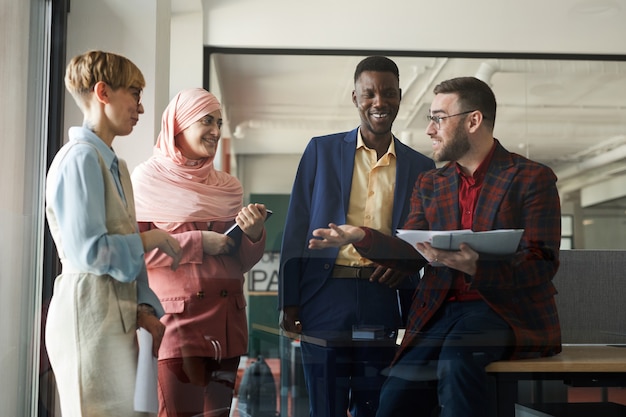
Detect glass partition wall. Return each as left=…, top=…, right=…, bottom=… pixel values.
left=205, top=49, right=626, bottom=417
left=34, top=50, right=626, bottom=416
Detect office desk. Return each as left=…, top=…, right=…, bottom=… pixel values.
left=486, top=345, right=626, bottom=417
left=295, top=338, right=626, bottom=416
left=299, top=332, right=398, bottom=348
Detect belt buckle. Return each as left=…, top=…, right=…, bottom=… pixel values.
left=358, top=266, right=374, bottom=279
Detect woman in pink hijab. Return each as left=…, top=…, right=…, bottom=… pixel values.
left=132, top=88, right=267, bottom=417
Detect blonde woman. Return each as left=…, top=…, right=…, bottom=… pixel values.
left=45, top=50, right=182, bottom=416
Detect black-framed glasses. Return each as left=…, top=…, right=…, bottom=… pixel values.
left=426, top=109, right=477, bottom=127
left=127, top=86, right=143, bottom=106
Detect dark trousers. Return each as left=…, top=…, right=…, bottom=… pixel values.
left=298, top=275, right=403, bottom=417
left=301, top=341, right=396, bottom=417
left=376, top=300, right=514, bottom=417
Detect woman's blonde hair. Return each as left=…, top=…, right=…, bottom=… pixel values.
left=64, top=50, right=145, bottom=107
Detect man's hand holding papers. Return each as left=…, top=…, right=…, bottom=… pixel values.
left=396, top=229, right=524, bottom=268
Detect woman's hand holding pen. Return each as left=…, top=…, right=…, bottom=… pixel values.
left=140, top=229, right=182, bottom=270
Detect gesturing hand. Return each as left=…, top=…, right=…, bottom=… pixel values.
left=308, top=223, right=365, bottom=249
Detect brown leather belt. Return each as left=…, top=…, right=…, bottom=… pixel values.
left=331, top=265, right=377, bottom=279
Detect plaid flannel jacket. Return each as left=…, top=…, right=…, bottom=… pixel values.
left=355, top=140, right=562, bottom=361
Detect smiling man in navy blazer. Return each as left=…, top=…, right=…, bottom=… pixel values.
left=278, top=56, right=435, bottom=417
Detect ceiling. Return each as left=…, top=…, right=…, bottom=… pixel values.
left=171, top=1, right=626, bottom=202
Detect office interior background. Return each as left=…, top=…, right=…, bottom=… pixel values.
left=2, top=0, right=626, bottom=415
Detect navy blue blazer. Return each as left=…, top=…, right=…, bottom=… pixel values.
left=279, top=127, right=435, bottom=310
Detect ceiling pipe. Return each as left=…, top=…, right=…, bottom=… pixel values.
left=404, top=58, right=449, bottom=127
left=557, top=160, right=626, bottom=196
left=475, top=61, right=499, bottom=85
left=233, top=117, right=625, bottom=145
left=553, top=134, right=626, bottom=163
left=555, top=142, right=626, bottom=181
left=475, top=59, right=626, bottom=85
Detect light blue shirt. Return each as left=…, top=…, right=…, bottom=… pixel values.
left=48, top=126, right=163, bottom=316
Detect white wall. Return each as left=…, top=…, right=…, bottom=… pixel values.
left=170, top=11, right=204, bottom=99
left=201, top=0, right=626, bottom=55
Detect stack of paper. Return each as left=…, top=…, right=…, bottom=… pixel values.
left=134, top=328, right=158, bottom=413
left=396, top=229, right=524, bottom=265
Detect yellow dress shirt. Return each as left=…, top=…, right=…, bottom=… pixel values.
left=335, top=129, right=396, bottom=267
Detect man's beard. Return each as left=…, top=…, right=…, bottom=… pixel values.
left=434, top=122, right=470, bottom=162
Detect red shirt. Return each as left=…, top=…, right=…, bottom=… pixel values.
left=449, top=141, right=497, bottom=300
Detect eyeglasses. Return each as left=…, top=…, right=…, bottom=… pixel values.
left=198, top=115, right=223, bottom=129
left=426, top=110, right=477, bottom=127
left=127, top=87, right=143, bottom=106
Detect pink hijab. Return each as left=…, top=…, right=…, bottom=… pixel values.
left=132, top=88, right=242, bottom=231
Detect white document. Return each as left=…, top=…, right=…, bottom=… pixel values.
left=134, top=327, right=159, bottom=413
left=396, top=229, right=524, bottom=264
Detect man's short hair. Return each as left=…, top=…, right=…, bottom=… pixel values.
left=354, top=56, right=399, bottom=83
left=434, top=76, right=497, bottom=129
